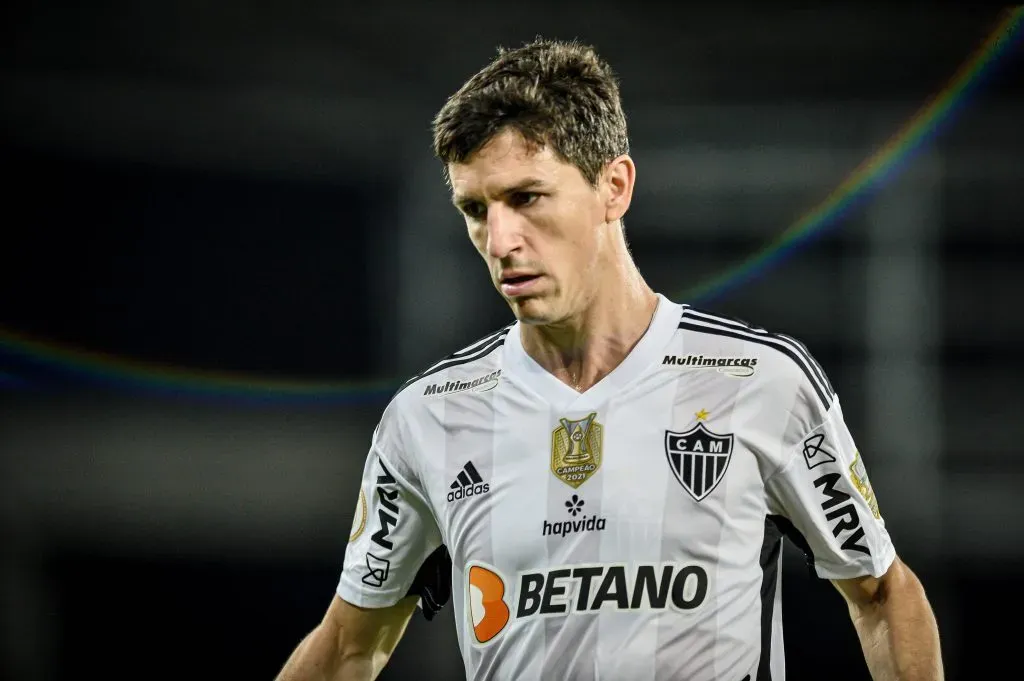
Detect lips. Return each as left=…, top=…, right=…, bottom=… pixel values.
left=499, top=273, right=542, bottom=297
left=501, top=273, right=537, bottom=285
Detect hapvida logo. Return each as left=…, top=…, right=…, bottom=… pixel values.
left=543, top=515, right=607, bottom=537
left=542, top=495, right=607, bottom=537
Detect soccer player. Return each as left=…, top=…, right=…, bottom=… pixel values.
left=276, top=39, right=943, bottom=681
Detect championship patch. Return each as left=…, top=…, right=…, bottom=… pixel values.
left=848, top=451, right=881, bottom=519
left=349, top=488, right=367, bottom=542
left=551, top=412, right=603, bottom=489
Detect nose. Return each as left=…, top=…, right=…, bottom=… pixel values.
left=485, top=203, right=523, bottom=260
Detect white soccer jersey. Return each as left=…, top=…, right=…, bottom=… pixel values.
left=338, top=294, right=895, bottom=681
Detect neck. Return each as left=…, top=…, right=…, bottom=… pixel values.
left=519, top=252, right=659, bottom=393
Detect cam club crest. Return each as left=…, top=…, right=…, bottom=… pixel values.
left=665, top=422, right=734, bottom=502
left=551, top=412, right=603, bottom=489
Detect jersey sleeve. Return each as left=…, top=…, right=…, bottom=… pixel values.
left=764, top=397, right=896, bottom=581
left=337, top=417, right=443, bottom=609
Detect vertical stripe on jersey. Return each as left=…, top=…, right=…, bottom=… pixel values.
left=481, top=385, right=547, bottom=681
left=540, top=402, right=605, bottom=680
left=596, top=380, right=678, bottom=681
left=430, top=352, right=504, bottom=679
left=656, top=327, right=751, bottom=681
left=757, top=517, right=785, bottom=681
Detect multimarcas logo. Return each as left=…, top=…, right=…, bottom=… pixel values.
left=424, top=370, right=501, bottom=396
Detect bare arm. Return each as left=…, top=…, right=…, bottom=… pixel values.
left=275, top=594, right=419, bottom=681
left=832, top=556, right=943, bottom=681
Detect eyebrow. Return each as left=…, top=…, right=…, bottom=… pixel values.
left=452, top=178, right=548, bottom=207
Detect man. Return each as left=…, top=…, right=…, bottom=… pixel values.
left=276, top=39, right=943, bottom=681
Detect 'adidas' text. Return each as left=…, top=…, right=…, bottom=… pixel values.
left=449, top=482, right=490, bottom=502
left=448, top=461, right=491, bottom=503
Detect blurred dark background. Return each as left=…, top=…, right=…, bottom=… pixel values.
left=1, top=3, right=1022, bottom=680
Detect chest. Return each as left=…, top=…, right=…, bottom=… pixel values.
left=423, top=378, right=772, bottom=572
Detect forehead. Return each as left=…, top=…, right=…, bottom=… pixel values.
left=448, top=130, right=571, bottom=199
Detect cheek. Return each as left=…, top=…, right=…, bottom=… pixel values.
left=466, top=221, right=488, bottom=254
left=560, top=214, right=598, bottom=256
left=558, top=195, right=600, bottom=241
left=546, top=221, right=597, bottom=281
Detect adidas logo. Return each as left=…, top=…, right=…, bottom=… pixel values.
left=447, top=461, right=490, bottom=503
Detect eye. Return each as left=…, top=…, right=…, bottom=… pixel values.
left=508, top=191, right=539, bottom=208
left=460, top=201, right=486, bottom=220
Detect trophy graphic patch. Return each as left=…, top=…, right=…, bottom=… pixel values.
left=551, top=412, right=603, bottom=489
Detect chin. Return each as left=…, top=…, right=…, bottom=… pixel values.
left=509, top=297, right=559, bottom=325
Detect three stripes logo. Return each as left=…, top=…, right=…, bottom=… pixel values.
left=396, top=325, right=511, bottom=397
left=447, top=461, right=491, bottom=503
left=677, top=307, right=836, bottom=410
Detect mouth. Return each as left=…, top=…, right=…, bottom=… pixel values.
left=499, top=274, right=542, bottom=297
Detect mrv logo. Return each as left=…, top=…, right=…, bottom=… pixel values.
left=814, top=472, right=870, bottom=556
left=424, top=370, right=501, bottom=396
left=516, top=562, right=709, bottom=618
left=362, top=458, right=399, bottom=589
left=370, top=460, right=399, bottom=551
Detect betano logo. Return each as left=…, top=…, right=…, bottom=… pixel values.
left=424, top=370, right=501, bottom=397
left=468, top=563, right=511, bottom=645
left=465, top=560, right=709, bottom=646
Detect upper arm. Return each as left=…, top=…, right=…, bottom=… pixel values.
left=762, top=370, right=896, bottom=580
left=337, top=411, right=444, bottom=610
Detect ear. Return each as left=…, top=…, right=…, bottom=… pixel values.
left=602, top=154, right=635, bottom=223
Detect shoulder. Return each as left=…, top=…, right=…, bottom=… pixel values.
left=672, top=302, right=837, bottom=424
left=392, top=322, right=512, bottom=401
left=373, top=322, right=513, bottom=449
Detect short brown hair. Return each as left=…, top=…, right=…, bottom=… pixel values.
left=432, top=38, right=630, bottom=186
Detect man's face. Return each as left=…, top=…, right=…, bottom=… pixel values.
left=448, top=130, right=608, bottom=325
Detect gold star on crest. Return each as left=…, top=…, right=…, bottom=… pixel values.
left=695, top=408, right=710, bottom=421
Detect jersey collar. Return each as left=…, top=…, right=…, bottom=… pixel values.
left=502, top=293, right=682, bottom=411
